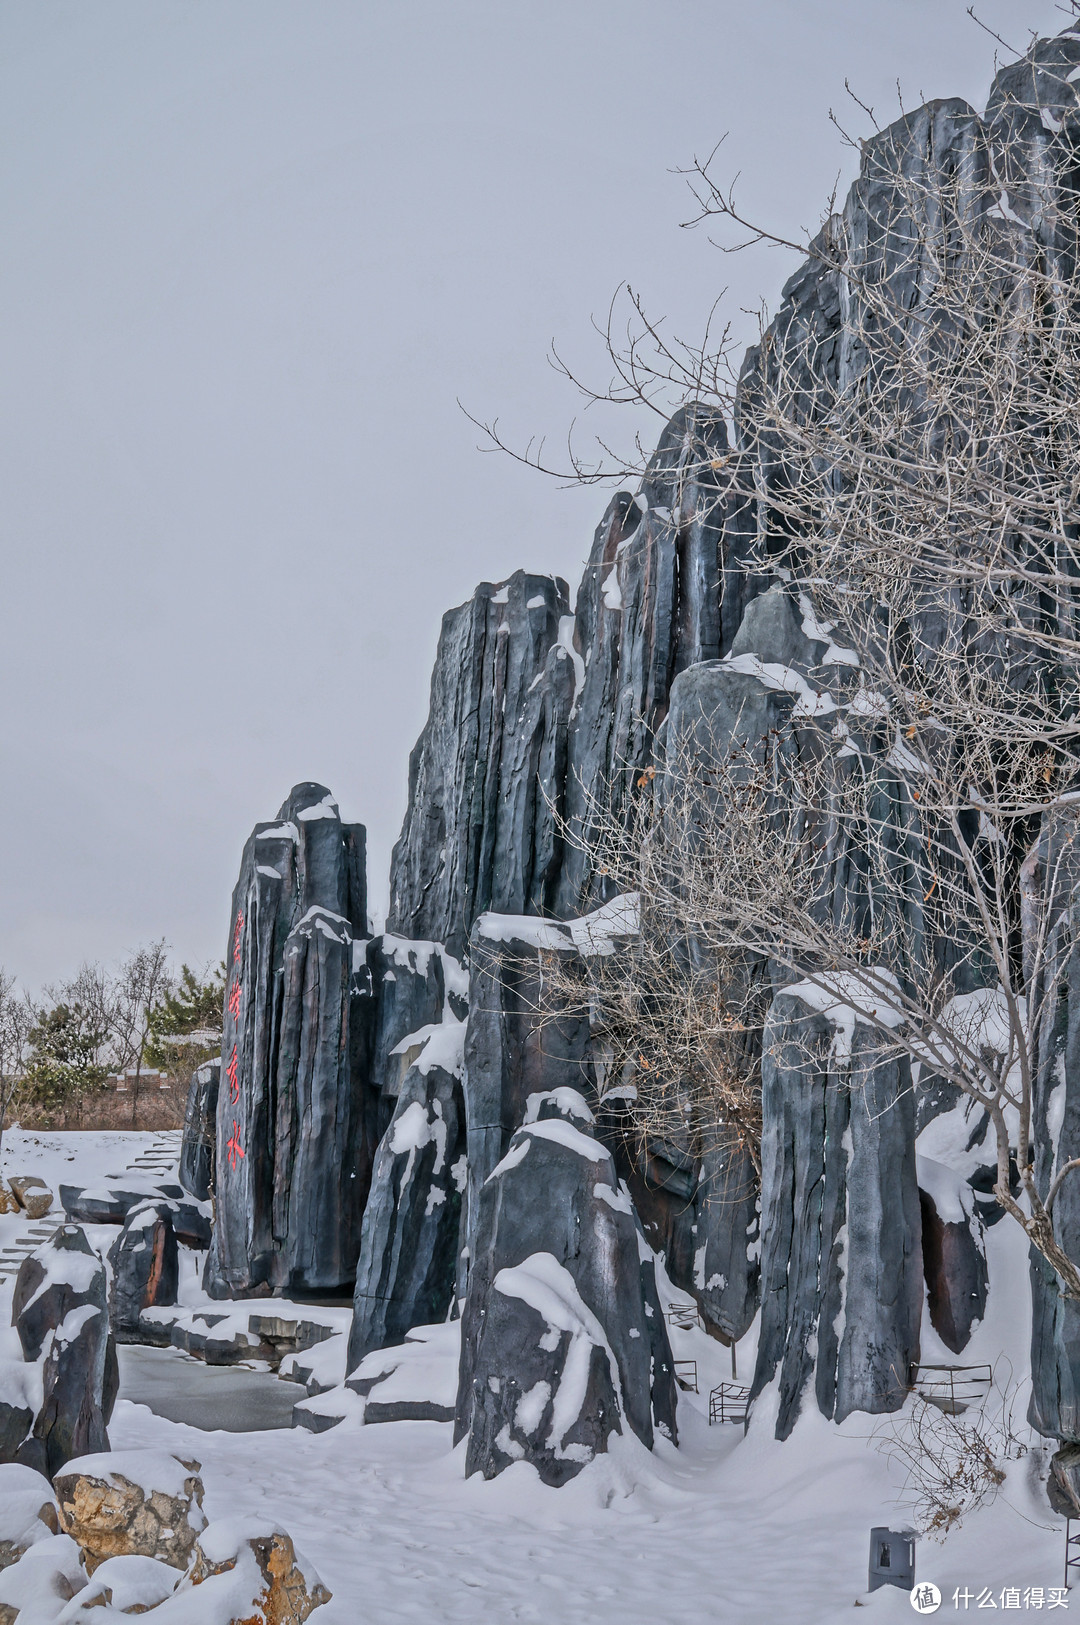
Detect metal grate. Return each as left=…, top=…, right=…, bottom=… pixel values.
left=709, top=1382, right=750, bottom=1425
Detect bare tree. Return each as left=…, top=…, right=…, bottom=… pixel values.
left=107, top=942, right=173, bottom=1126
left=515, top=48, right=1080, bottom=1299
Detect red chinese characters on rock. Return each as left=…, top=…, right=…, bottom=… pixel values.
left=227, top=909, right=244, bottom=1103
left=226, top=1120, right=246, bottom=1169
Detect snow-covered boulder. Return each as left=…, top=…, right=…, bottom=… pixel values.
left=0, top=1464, right=59, bottom=1568
left=57, top=1552, right=180, bottom=1615
left=12, top=1227, right=117, bottom=1478
left=170, top=1521, right=329, bottom=1623
left=54, top=1451, right=205, bottom=1574
left=8, top=1177, right=53, bottom=1220
left=347, top=1321, right=458, bottom=1423
left=60, top=1180, right=185, bottom=1226
left=108, top=1203, right=180, bottom=1341
left=0, top=1531, right=85, bottom=1618
left=456, top=1088, right=677, bottom=1483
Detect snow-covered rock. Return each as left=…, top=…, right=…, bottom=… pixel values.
left=54, top=1450, right=205, bottom=1574
left=456, top=1088, right=677, bottom=1482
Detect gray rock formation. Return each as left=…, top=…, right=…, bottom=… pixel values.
left=750, top=993, right=923, bottom=1438
left=209, top=782, right=374, bottom=1296
left=455, top=1089, right=676, bottom=1483
left=179, top=1060, right=218, bottom=1202
left=204, top=23, right=1080, bottom=1476
left=388, top=572, right=572, bottom=958
left=1025, top=812, right=1080, bottom=1446
left=347, top=1047, right=466, bottom=1371
left=12, top=1227, right=117, bottom=1477
left=459, top=918, right=594, bottom=1284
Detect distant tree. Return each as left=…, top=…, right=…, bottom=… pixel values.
left=0, top=972, right=32, bottom=1176
left=145, top=962, right=225, bottom=1078
left=23, top=1001, right=110, bottom=1124
left=30, top=942, right=177, bottom=1126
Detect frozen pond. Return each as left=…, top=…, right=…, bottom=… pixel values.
left=116, top=1343, right=298, bottom=1432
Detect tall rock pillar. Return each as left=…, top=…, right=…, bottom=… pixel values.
left=208, top=782, right=375, bottom=1296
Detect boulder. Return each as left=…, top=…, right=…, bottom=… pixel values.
left=59, top=1551, right=180, bottom=1613
left=108, top=1203, right=180, bottom=1341
left=162, top=1199, right=212, bottom=1252
left=178, top=1520, right=330, bottom=1623
left=0, top=1532, right=85, bottom=1618
left=13, top=1227, right=118, bottom=1477
left=60, top=1183, right=185, bottom=1226
left=456, top=1089, right=677, bottom=1483
left=462, top=1252, right=623, bottom=1485
left=1048, top=1443, right=1080, bottom=1517
left=179, top=1060, right=219, bottom=1203
left=208, top=783, right=377, bottom=1298
left=0, top=1464, right=58, bottom=1569
left=54, top=1451, right=205, bottom=1574
left=7, top=1177, right=53, bottom=1220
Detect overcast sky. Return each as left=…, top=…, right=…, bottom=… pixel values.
left=0, top=0, right=1067, bottom=989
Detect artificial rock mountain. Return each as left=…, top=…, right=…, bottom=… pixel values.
left=181, top=26, right=1080, bottom=1481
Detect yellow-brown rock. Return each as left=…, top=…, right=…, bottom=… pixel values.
left=54, top=1451, right=205, bottom=1574
left=185, top=1521, right=331, bottom=1623
left=8, top=1177, right=53, bottom=1220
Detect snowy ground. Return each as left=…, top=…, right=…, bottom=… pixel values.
left=0, top=1131, right=1068, bottom=1623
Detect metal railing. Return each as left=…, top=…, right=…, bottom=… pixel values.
left=911, top=1364, right=992, bottom=1415
left=709, top=1382, right=750, bottom=1425
left=665, top=1301, right=704, bottom=1333
left=674, top=1359, right=699, bottom=1393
